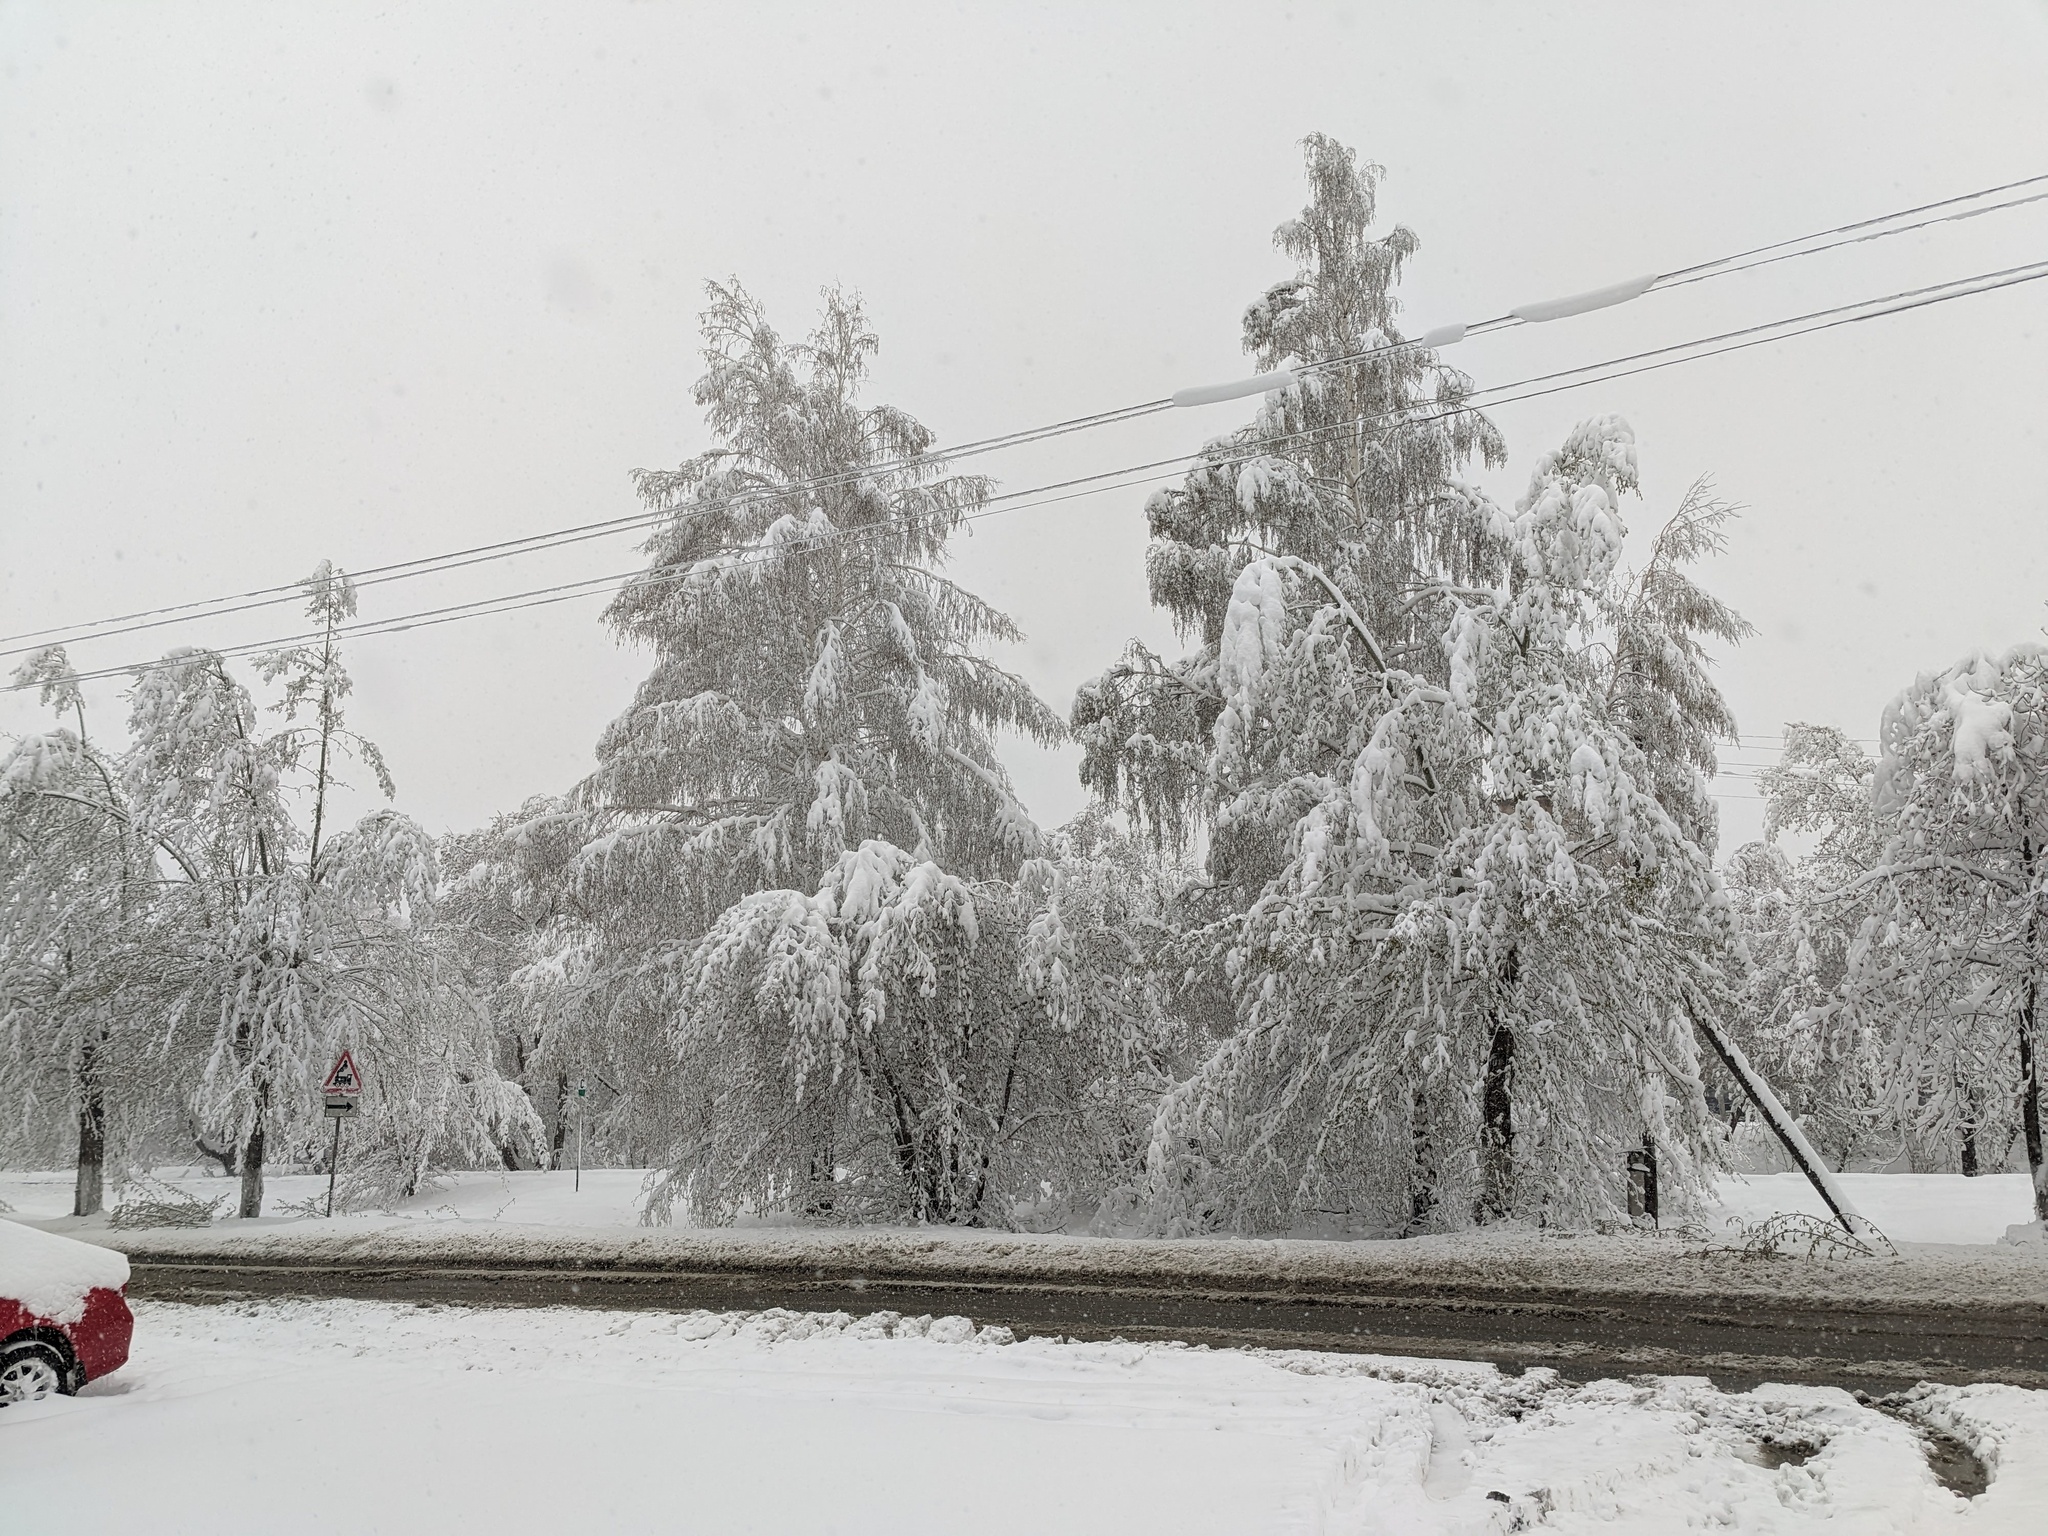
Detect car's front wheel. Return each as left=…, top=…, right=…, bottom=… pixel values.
left=0, top=1339, right=70, bottom=1406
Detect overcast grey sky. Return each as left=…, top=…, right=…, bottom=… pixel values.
left=4, top=1, right=2046, bottom=854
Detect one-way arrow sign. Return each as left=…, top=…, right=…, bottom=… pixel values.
left=321, top=1049, right=364, bottom=1096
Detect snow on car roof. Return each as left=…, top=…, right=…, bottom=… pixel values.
left=0, top=1217, right=130, bottom=1324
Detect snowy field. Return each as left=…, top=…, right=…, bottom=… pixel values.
left=2, top=1166, right=2039, bottom=1247
left=2, top=1296, right=2041, bottom=1534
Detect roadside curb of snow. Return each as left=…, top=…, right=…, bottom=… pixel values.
left=62, top=1218, right=2048, bottom=1313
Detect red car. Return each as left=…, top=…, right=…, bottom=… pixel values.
left=0, top=1218, right=133, bottom=1405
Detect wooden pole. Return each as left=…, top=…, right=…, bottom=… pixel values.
left=1693, top=1012, right=1874, bottom=1239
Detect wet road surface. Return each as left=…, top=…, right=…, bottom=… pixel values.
left=126, top=1255, right=2048, bottom=1394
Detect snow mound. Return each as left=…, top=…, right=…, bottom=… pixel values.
left=2001, top=1222, right=2047, bottom=1250
left=0, top=1215, right=129, bottom=1323
left=670, top=1306, right=1004, bottom=1346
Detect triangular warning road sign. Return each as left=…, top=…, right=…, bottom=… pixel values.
left=321, top=1049, right=364, bottom=1095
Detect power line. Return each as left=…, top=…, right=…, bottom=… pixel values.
left=1655, top=172, right=2048, bottom=288
left=16, top=466, right=1202, bottom=690
left=1284, top=173, right=2048, bottom=381
left=9, top=172, right=2043, bottom=660
left=0, top=396, right=1178, bottom=659
left=14, top=252, right=2047, bottom=694
left=1728, top=732, right=1879, bottom=743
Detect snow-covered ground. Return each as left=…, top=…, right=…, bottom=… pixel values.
left=0, top=1165, right=658, bottom=1228
left=3, top=1166, right=2037, bottom=1245
left=4, top=1296, right=2042, bottom=1534
left=1713, top=1171, right=2038, bottom=1247
left=6, top=1172, right=2045, bottom=1528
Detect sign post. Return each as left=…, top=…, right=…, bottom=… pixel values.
left=574, top=1082, right=586, bottom=1193
left=320, top=1050, right=364, bottom=1218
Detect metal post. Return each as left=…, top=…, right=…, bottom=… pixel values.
left=326, top=1115, right=342, bottom=1219
left=575, top=1083, right=583, bottom=1193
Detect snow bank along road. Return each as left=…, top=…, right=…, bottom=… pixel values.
left=6, top=1297, right=2046, bottom=1535
left=80, top=1220, right=2048, bottom=1395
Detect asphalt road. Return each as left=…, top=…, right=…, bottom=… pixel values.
left=127, top=1255, right=2048, bottom=1394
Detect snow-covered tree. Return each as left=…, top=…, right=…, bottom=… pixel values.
left=1722, top=726, right=1891, bottom=1170
left=117, top=567, right=534, bottom=1214
left=313, top=811, right=546, bottom=1204
left=1144, top=417, right=1743, bottom=1234
left=1598, top=481, right=1753, bottom=855
left=652, top=820, right=1184, bottom=1227
left=121, top=612, right=351, bottom=1214
left=561, top=282, right=1066, bottom=1171
left=438, top=795, right=597, bottom=1168
left=0, top=650, right=162, bottom=1212
left=590, top=281, right=1060, bottom=890
left=1, top=571, right=543, bottom=1214
left=1848, top=645, right=2048, bottom=1213
left=1075, top=131, right=1505, bottom=866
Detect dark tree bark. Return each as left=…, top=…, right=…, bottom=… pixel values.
left=1477, top=950, right=1519, bottom=1224
left=2021, top=988, right=2045, bottom=1218
left=72, top=1029, right=106, bottom=1218
left=551, top=1072, right=570, bottom=1170
left=239, top=1098, right=266, bottom=1219
left=1406, top=1080, right=1437, bottom=1235
left=2023, top=835, right=2047, bottom=1222
left=1479, top=1021, right=1515, bottom=1222
left=193, top=1131, right=238, bottom=1176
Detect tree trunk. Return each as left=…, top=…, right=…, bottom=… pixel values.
left=803, top=1133, right=837, bottom=1219
left=2021, top=991, right=2046, bottom=1221
left=239, top=1100, right=266, bottom=1219
left=1477, top=949, right=1519, bottom=1224
left=1960, top=1075, right=1982, bottom=1176
left=1406, top=1080, right=1437, bottom=1235
left=551, top=1072, right=570, bottom=1170
left=72, top=1026, right=107, bottom=1217
left=2021, top=835, right=2047, bottom=1222
left=1479, top=1019, right=1515, bottom=1221
left=194, top=1132, right=238, bottom=1176
left=966, top=1036, right=1026, bottom=1227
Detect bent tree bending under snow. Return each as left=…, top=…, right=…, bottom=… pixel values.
left=1, top=573, right=541, bottom=1218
